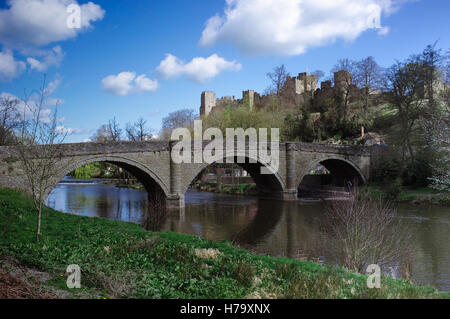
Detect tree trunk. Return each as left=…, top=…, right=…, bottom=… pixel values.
left=407, top=136, right=415, bottom=164
left=36, top=202, right=42, bottom=242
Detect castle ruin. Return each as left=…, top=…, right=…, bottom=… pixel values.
left=200, top=91, right=216, bottom=117
left=199, top=70, right=366, bottom=117
left=285, top=72, right=318, bottom=95
left=333, top=70, right=352, bottom=92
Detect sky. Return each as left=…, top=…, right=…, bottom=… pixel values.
left=0, top=0, right=449, bottom=143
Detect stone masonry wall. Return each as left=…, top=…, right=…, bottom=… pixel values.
left=0, top=141, right=373, bottom=206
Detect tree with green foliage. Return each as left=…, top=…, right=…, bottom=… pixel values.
left=203, top=102, right=285, bottom=141
left=72, top=162, right=103, bottom=179
left=385, top=58, right=425, bottom=166
left=381, top=44, right=449, bottom=187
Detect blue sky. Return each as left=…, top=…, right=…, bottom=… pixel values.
left=0, top=0, right=449, bottom=142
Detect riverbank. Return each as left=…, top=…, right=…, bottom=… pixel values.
left=102, top=179, right=145, bottom=191
left=191, top=181, right=258, bottom=196
left=0, top=187, right=447, bottom=299
left=365, top=186, right=450, bottom=206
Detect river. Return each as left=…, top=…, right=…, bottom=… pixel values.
left=47, top=177, right=450, bottom=291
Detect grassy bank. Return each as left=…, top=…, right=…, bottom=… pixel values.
left=365, top=186, right=450, bottom=206
left=191, top=181, right=258, bottom=196
left=0, top=188, right=447, bottom=299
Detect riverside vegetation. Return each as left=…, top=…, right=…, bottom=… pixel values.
left=0, top=188, right=448, bottom=299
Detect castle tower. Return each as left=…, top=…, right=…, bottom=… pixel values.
left=298, top=72, right=318, bottom=93
left=242, top=90, right=255, bottom=110
left=200, top=91, right=216, bottom=117
left=334, top=70, right=352, bottom=91
left=321, top=80, right=332, bottom=90
left=286, top=72, right=318, bottom=95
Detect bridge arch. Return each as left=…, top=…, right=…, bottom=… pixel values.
left=182, top=155, right=286, bottom=198
left=46, top=155, right=170, bottom=200
left=297, top=156, right=366, bottom=192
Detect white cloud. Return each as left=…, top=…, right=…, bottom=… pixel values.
left=1, top=75, right=64, bottom=123
left=199, top=0, right=402, bottom=56
left=0, top=91, right=53, bottom=123
left=377, top=26, right=390, bottom=35
left=0, top=0, right=105, bottom=49
left=56, top=125, right=84, bottom=135
left=135, top=74, right=159, bottom=92
left=0, top=50, right=26, bottom=81
left=46, top=97, right=65, bottom=106
left=156, top=53, right=242, bottom=83
left=45, top=76, right=62, bottom=95
left=42, top=75, right=65, bottom=105
left=156, top=54, right=184, bottom=80
left=101, top=72, right=135, bottom=96
left=0, top=92, right=24, bottom=110
left=0, top=0, right=104, bottom=78
left=101, top=72, right=159, bottom=96
left=27, top=46, right=64, bottom=72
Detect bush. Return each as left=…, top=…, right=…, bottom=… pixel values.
left=402, top=159, right=432, bottom=188
left=320, top=190, right=414, bottom=274
left=383, top=181, right=402, bottom=201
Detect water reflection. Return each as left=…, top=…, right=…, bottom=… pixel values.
left=47, top=180, right=450, bottom=291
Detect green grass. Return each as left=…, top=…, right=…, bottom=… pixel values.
left=0, top=187, right=447, bottom=299
left=398, top=188, right=444, bottom=200
left=364, top=185, right=449, bottom=205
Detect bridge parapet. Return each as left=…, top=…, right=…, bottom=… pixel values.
left=0, top=141, right=373, bottom=157
left=291, top=142, right=372, bottom=155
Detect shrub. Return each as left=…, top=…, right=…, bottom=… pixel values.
left=320, top=190, right=414, bottom=274
left=233, top=260, right=256, bottom=286
left=383, top=181, right=402, bottom=201
left=402, top=158, right=432, bottom=188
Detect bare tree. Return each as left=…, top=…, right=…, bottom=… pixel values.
left=0, top=95, right=20, bottom=145
left=125, top=117, right=152, bottom=141
left=331, top=58, right=356, bottom=76
left=267, top=64, right=290, bottom=95
left=353, top=56, right=383, bottom=117
left=107, top=117, right=122, bottom=141
left=312, top=70, right=324, bottom=82
left=15, top=78, right=68, bottom=241
left=90, top=117, right=123, bottom=142
left=90, top=124, right=110, bottom=142
left=161, top=108, right=197, bottom=140
left=320, top=190, right=414, bottom=275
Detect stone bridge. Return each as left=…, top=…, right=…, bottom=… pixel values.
left=0, top=141, right=373, bottom=209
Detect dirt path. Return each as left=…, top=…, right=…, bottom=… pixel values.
left=0, top=261, right=59, bottom=299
